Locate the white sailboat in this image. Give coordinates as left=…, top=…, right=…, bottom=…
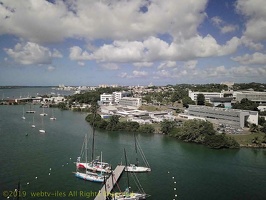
left=110, top=149, right=149, bottom=200
left=39, top=117, right=45, bottom=133
left=31, top=116, right=36, bottom=128
left=50, top=109, right=56, bottom=120
left=125, top=134, right=151, bottom=173
left=76, top=111, right=111, bottom=174
left=21, top=107, right=26, bottom=120
left=40, top=106, right=47, bottom=116
left=26, top=103, right=35, bottom=113
left=75, top=135, right=105, bottom=183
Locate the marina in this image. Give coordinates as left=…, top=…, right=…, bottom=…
left=0, top=101, right=266, bottom=199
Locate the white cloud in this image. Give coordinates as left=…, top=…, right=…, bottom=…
left=4, top=42, right=52, bottom=65
left=133, top=62, right=153, bottom=67
left=47, top=65, right=55, bottom=72
left=119, top=70, right=148, bottom=78
left=0, top=0, right=208, bottom=43
left=231, top=52, right=266, bottom=65
left=52, top=49, right=63, bottom=58
left=70, top=35, right=240, bottom=63
left=158, top=61, right=176, bottom=69
left=184, top=60, right=198, bottom=69
left=240, top=36, right=264, bottom=51
left=78, top=61, right=85, bottom=66
left=236, top=0, right=266, bottom=41
left=101, top=63, right=120, bottom=70
left=211, top=16, right=238, bottom=34
left=69, top=46, right=90, bottom=61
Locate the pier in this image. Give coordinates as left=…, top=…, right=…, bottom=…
left=94, top=165, right=125, bottom=200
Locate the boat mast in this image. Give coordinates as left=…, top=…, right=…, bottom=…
left=134, top=133, right=139, bottom=166
left=91, top=106, right=97, bottom=161
left=85, top=134, right=88, bottom=174
left=124, top=148, right=130, bottom=189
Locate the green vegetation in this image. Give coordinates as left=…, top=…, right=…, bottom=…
left=85, top=114, right=155, bottom=134
left=231, top=132, right=266, bottom=146
left=232, top=98, right=258, bottom=111
left=163, top=119, right=240, bottom=149
left=197, top=93, right=205, bottom=105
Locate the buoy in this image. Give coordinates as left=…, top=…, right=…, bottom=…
left=35, top=177, right=38, bottom=179
left=27, top=182, right=29, bottom=185
left=174, top=188, right=176, bottom=190
left=168, top=171, right=170, bottom=173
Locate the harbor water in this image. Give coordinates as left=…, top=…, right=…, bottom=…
left=0, top=90, right=266, bottom=199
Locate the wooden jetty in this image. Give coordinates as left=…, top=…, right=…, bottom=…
left=94, top=165, right=125, bottom=200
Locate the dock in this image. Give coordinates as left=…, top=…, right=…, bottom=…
left=94, top=165, right=125, bottom=200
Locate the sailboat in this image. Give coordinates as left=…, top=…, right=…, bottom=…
left=31, top=116, right=36, bottom=128
left=125, top=134, right=151, bottom=173
left=21, top=107, right=26, bottom=120
left=76, top=110, right=111, bottom=174
left=50, top=109, right=56, bottom=120
left=26, top=103, right=35, bottom=113
left=40, top=106, right=47, bottom=116
left=39, top=116, right=45, bottom=133
left=75, top=134, right=105, bottom=183
left=111, top=149, right=149, bottom=200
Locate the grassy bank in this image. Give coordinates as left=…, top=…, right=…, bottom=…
left=230, top=132, right=266, bottom=147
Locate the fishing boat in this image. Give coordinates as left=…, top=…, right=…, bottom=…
left=75, top=134, right=106, bottom=183
left=109, top=149, right=149, bottom=200
left=76, top=110, right=111, bottom=174
left=125, top=134, right=151, bottom=173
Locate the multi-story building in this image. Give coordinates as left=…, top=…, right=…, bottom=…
left=100, top=93, right=113, bottom=105
left=186, top=105, right=258, bottom=128
left=188, top=90, right=223, bottom=103
left=119, top=97, right=142, bottom=108
left=233, top=91, right=266, bottom=103
left=113, top=92, right=122, bottom=103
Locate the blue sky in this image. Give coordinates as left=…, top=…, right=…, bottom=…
left=0, top=0, right=265, bottom=86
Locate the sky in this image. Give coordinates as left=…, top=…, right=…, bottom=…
left=0, top=0, right=266, bottom=86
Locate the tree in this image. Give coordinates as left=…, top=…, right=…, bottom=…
left=182, top=96, right=195, bottom=108
left=232, top=98, right=258, bottom=111
left=260, top=123, right=266, bottom=133
left=160, top=120, right=176, bottom=134
left=138, top=124, right=155, bottom=134
left=249, top=123, right=259, bottom=132
left=197, top=93, right=205, bottom=105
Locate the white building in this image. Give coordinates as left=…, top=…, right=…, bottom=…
left=233, top=91, right=266, bottom=103
left=186, top=105, right=258, bottom=128
left=188, top=90, right=223, bottom=103
left=113, top=92, right=122, bottom=103
left=119, top=97, right=142, bottom=108
left=100, top=93, right=113, bottom=105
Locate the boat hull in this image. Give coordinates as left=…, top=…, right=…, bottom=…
left=77, top=162, right=111, bottom=173
left=75, top=172, right=104, bottom=183
left=113, top=192, right=147, bottom=200
left=124, top=166, right=151, bottom=172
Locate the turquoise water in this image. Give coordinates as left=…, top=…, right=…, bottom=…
left=0, top=104, right=266, bottom=200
